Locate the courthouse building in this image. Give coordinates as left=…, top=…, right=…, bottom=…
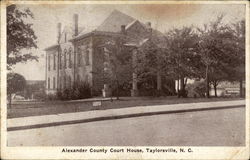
left=44, top=10, right=168, bottom=96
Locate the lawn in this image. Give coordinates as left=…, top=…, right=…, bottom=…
left=7, top=96, right=243, bottom=119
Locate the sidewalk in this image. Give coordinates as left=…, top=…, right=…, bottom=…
left=7, top=100, right=245, bottom=131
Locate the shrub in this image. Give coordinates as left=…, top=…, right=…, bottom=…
left=33, top=90, right=46, bottom=100
left=47, top=93, right=57, bottom=101
left=177, top=89, right=188, bottom=98
left=62, top=88, right=71, bottom=100
left=186, top=81, right=206, bottom=98
left=56, top=89, right=63, bottom=100
left=78, top=82, right=92, bottom=99
left=56, top=81, right=92, bottom=100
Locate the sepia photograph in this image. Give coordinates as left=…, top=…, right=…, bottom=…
left=1, top=0, right=249, bottom=159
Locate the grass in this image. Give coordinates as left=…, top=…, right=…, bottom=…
left=7, top=96, right=243, bottom=119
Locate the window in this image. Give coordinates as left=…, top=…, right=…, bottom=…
left=48, top=77, right=50, bottom=89
left=77, top=74, right=80, bottom=83
left=65, top=33, right=67, bottom=42
left=104, top=48, right=110, bottom=62
left=85, top=75, right=89, bottom=83
left=69, top=48, right=72, bottom=68
left=61, top=76, right=63, bottom=89
left=78, top=47, right=81, bottom=66
left=53, top=77, right=55, bottom=89
left=64, top=49, right=67, bottom=68
left=64, top=76, right=66, bottom=89
left=59, top=53, right=62, bottom=69
left=53, top=54, right=56, bottom=70
left=59, top=77, right=61, bottom=89
left=85, top=50, right=90, bottom=65
left=48, top=55, right=50, bottom=71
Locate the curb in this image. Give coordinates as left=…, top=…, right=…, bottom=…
left=7, top=105, right=244, bottom=131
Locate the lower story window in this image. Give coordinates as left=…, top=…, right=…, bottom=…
left=53, top=77, right=56, bottom=89
left=48, top=77, right=50, bottom=89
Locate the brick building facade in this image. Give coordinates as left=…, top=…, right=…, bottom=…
left=45, top=10, right=169, bottom=96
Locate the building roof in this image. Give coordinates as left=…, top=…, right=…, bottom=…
left=216, top=81, right=243, bottom=89
left=44, top=44, right=59, bottom=51
left=46, top=10, right=167, bottom=49
left=26, top=80, right=45, bottom=85
left=96, top=10, right=136, bottom=32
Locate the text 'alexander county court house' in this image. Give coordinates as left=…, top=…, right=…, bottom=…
left=44, top=10, right=173, bottom=97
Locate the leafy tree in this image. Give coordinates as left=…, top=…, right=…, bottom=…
left=197, top=15, right=237, bottom=97
left=230, top=20, right=245, bottom=97
left=165, top=27, right=200, bottom=97
left=7, top=73, right=26, bottom=107
left=7, top=4, right=38, bottom=69
left=102, top=36, right=132, bottom=100
left=136, top=39, right=163, bottom=96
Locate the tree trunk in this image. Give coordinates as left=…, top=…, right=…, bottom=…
left=116, top=80, right=119, bottom=100
left=156, top=70, right=161, bottom=97
left=214, top=83, right=217, bottom=97
left=183, top=78, right=188, bottom=89
left=178, top=77, right=186, bottom=98
left=177, top=79, right=179, bottom=97
left=9, top=93, right=12, bottom=108
left=239, top=79, right=243, bottom=98
left=205, top=65, right=210, bottom=98
left=180, top=77, right=185, bottom=91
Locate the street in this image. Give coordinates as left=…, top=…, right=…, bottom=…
left=8, top=107, right=245, bottom=146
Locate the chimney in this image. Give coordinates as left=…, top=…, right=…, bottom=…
left=57, top=23, right=61, bottom=44
left=146, top=22, right=152, bottom=37
left=121, top=25, right=126, bottom=35
left=73, top=14, right=78, bottom=36
left=146, top=22, right=151, bottom=28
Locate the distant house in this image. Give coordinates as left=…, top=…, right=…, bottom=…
left=209, top=81, right=245, bottom=97
left=24, top=80, right=45, bottom=100
left=44, top=10, right=170, bottom=97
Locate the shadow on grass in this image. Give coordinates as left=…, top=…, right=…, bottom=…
left=7, top=96, right=243, bottom=119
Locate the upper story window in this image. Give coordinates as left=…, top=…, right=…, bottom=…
left=48, top=55, right=50, bottom=71
left=59, top=52, right=62, bottom=70
left=64, top=49, right=67, bottom=69
left=53, top=54, right=56, bottom=70
left=85, top=50, right=90, bottom=66
left=78, top=47, right=82, bottom=67
left=69, top=47, right=72, bottom=68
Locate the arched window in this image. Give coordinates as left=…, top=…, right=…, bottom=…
left=69, top=47, right=72, bottom=68
left=64, top=49, right=67, bottom=68
left=53, top=54, right=56, bottom=70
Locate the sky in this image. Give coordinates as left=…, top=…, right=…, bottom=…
left=12, top=3, right=245, bottom=80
